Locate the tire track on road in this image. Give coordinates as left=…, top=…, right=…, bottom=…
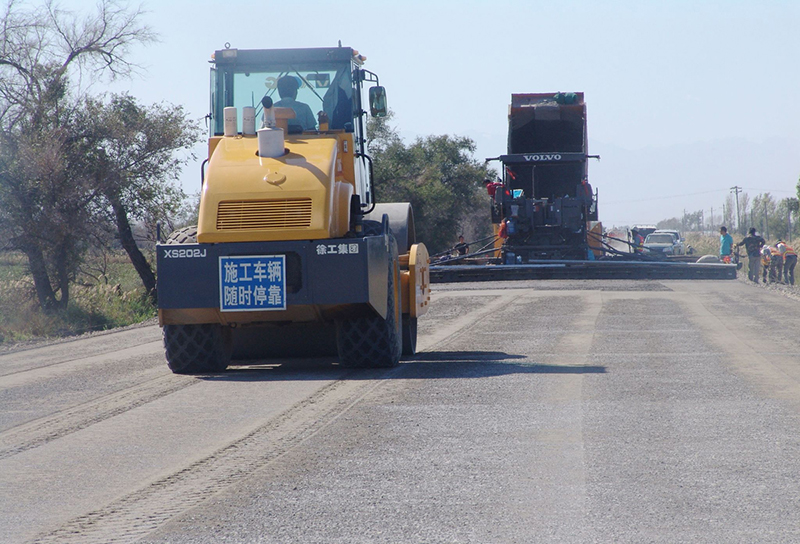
left=0, top=374, right=197, bottom=460
left=417, top=292, right=519, bottom=352
left=29, top=369, right=392, bottom=544
left=29, top=292, right=515, bottom=544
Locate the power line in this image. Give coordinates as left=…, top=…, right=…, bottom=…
left=604, top=189, right=726, bottom=205
left=605, top=187, right=798, bottom=206
left=741, top=188, right=797, bottom=195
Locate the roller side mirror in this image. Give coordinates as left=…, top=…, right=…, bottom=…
left=369, top=86, right=387, bottom=117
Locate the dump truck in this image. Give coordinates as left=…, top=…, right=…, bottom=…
left=156, top=46, right=430, bottom=373
left=486, top=92, right=600, bottom=262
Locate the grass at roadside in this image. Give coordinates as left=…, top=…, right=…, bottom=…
left=2, top=233, right=796, bottom=347
left=686, top=232, right=799, bottom=258
left=0, top=250, right=157, bottom=346
left=684, top=233, right=719, bottom=256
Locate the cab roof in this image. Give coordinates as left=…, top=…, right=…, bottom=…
left=212, top=47, right=360, bottom=68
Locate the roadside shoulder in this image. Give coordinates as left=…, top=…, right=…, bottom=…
left=0, top=317, right=160, bottom=355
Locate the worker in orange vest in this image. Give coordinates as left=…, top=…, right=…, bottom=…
left=777, top=241, right=797, bottom=285
left=761, top=246, right=772, bottom=283
left=769, top=244, right=784, bottom=283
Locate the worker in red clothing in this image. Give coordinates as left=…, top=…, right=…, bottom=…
left=485, top=178, right=503, bottom=197
left=630, top=228, right=644, bottom=254
left=576, top=177, right=594, bottom=222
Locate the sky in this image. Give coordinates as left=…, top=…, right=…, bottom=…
left=68, top=0, right=799, bottom=229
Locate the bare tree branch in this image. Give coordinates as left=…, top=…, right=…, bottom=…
left=0, top=0, right=158, bottom=310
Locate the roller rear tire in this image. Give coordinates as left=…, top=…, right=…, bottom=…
left=163, top=324, right=231, bottom=374
left=162, top=226, right=231, bottom=374
left=336, top=236, right=402, bottom=368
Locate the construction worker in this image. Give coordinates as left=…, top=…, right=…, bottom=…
left=778, top=241, right=797, bottom=285
left=485, top=178, right=503, bottom=197
left=576, top=177, right=594, bottom=221
left=769, top=244, right=784, bottom=283
left=454, top=235, right=469, bottom=256
left=719, top=226, right=734, bottom=264
left=736, top=228, right=766, bottom=283
left=630, top=228, right=644, bottom=254
left=498, top=219, right=509, bottom=239
left=761, top=246, right=772, bottom=283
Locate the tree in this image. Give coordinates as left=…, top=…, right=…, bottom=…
left=736, top=192, right=750, bottom=235
left=688, top=210, right=704, bottom=232
left=722, top=195, right=736, bottom=231
left=0, top=0, right=155, bottom=310
left=80, top=94, right=201, bottom=299
left=656, top=217, right=682, bottom=231
left=796, top=173, right=800, bottom=202
left=0, top=121, right=95, bottom=309
left=367, top=114, right=493, bottom=253
left=786, top=197, right=800, bottom=242
left=751, top=193, right=780, bottom=240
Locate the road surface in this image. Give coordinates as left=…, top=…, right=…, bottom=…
left=1, top=279, right=799, bottom=543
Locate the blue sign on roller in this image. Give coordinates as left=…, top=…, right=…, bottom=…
left=219, top=255, right=286, bottom=311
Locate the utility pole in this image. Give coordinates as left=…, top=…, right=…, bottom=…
left=730, top=186, right=742, bottom=234
left=764, top=200, right=769, bottom=240
left=710, top=206, right=714, bottom=233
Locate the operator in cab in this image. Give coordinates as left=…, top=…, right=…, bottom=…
left=275, top=76, right=317, bottom=132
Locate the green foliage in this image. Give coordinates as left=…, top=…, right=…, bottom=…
left=656, top=217, right=682, bottom=230
left=78, top=93, right=202, bottom=298
left=0, top=251, right=156, bottom=345
left=82, top=93, right=200, bottom=230
left=368, top=114, right=493, bottom=253
left=657, top=192, right=800, bottom=242
left=658, top=210, right=704, bottom=232
left=0, top=0, right=155, bottom=310
left=750, top=193, right=787, bottom=239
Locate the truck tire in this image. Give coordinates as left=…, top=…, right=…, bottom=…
left=162, top=225, right=232, bottom=374
left=336, top=236, right=402, bottom=368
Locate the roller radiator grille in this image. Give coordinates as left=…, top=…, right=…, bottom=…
left=216, top=199, right=313, bottom=230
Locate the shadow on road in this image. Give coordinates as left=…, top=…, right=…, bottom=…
left=398, top=351, right=606, bottom=379
left=198, top=350, right=605, bottom=382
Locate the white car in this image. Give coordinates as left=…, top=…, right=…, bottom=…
left=644, top=231, right=686, bottom=256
